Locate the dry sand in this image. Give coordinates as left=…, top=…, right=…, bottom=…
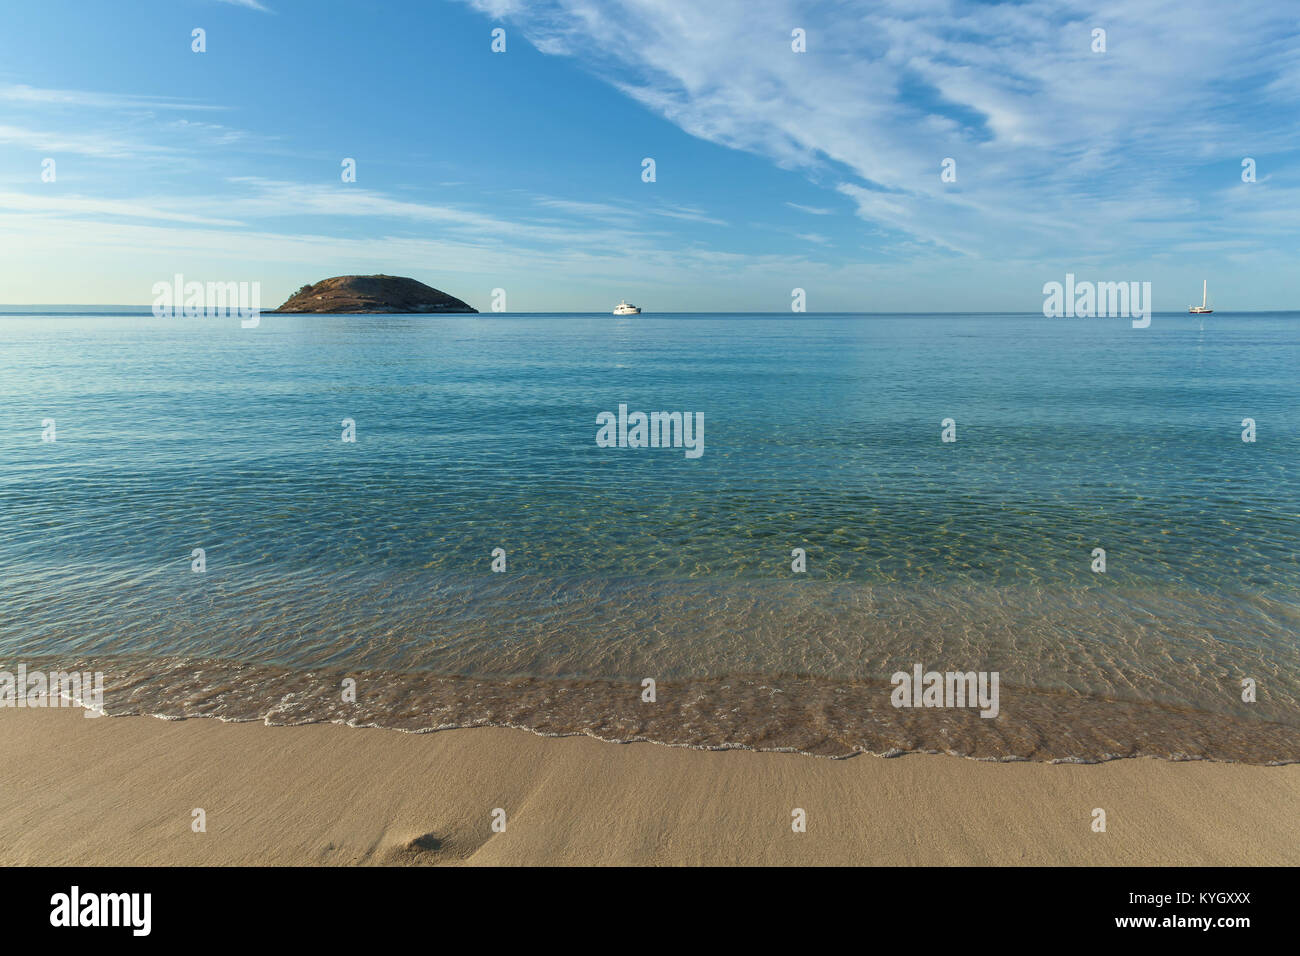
left=2, top=707, right=1296, bottom=866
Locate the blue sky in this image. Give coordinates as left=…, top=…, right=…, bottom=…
left=1, top=0, right=1298, bottom=311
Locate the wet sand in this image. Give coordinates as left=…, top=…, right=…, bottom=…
left=2, top=707, right=1296, bottom=866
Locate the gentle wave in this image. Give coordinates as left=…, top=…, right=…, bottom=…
left=10, top=654, right=1297, bottom=764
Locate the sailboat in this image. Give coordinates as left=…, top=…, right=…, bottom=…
left=1188, top=279, right=1213, bottom=314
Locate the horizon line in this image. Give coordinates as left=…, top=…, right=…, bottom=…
left=1, top=306, right=1297, bottom=316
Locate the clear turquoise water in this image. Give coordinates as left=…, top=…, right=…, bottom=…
left=2, top=312, right=1297, bottom=760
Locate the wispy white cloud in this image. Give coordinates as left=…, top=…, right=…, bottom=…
left=533, top=195, right=726, bottom=226
left=221, top=177, right=661, bottom=247
left=0, top=191, right=243, bottom=226
left=647, top=203, right=727, bottom=226
left=464, top=0, right=1300, bottom=261
left=0, top=123, right=176, bottom=159
left=214, top=0, right=273, bottom=12
left=0, top=84, right=245, bottom=161
left=785, top=202, right=832, bottom=215
left=0, top=84, right=228, bottom=112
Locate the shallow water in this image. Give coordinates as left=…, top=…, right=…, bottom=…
left=2, top=311, right=1296, bottom=761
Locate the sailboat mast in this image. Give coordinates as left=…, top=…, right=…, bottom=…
left=1202, top=279, right=1207, bottom=308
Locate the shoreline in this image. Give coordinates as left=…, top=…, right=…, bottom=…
left=3, top=707, right=1297, bottom=866
left=16, top=652, right=1299, bottom=765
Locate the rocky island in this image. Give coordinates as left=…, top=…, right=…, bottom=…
left=270, top=275, right=478, bottom=313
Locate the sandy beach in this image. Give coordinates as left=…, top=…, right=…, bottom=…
left=2, top=707, right=1296, bottom=866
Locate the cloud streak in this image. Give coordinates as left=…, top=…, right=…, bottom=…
left=213, top=0, right=273, bottom=12
left=0, top=84, right=229, bottom=112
